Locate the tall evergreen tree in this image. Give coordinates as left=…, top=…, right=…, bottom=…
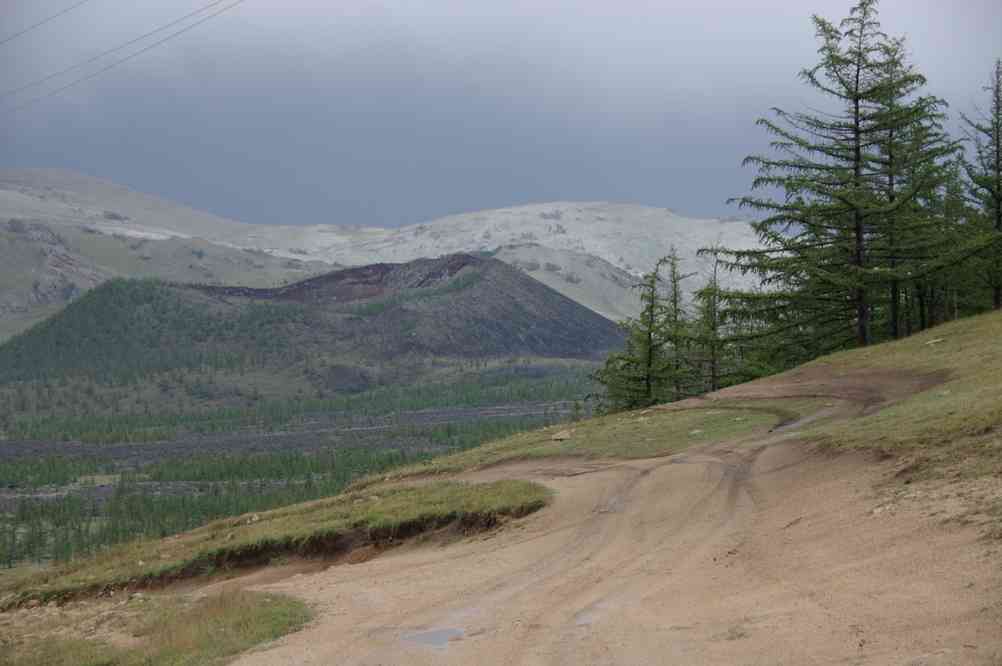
left=593, top=250, right=694, bottom=411
left=869, top=37, right=959, bottom=338
left=962, top=59, right=1002, bottom=309
left=693, top=251, right=725, bottom=392
left=720, top=0, right=960, bottom=352
left=593, top=259, right=669, bottom=410
left=662, top=250, right=697, bottom=401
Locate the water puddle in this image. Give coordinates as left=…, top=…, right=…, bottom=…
left=574, top=600, right=611, bottom=627
left=403, top=627, right=465, bottom=648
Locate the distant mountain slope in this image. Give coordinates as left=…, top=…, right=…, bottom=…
left=0, top=168, right=257, bottom=240
left=0, top=218, right=331, bottom=341
left=0, top=169, right=760, bottom=329
left=311, top=202, right=759, bottom=278
left=489, top=243, right=638, bottom=322
left=0, top=254, right=622, bottom=388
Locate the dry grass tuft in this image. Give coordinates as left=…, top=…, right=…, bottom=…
left=1, top=590, right=311, bottom=666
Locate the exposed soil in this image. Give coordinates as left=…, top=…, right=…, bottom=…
left=229, top=369, right=1002, bottom=665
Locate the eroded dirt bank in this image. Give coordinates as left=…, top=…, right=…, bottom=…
left=230, top=426, right=1001, bottom=663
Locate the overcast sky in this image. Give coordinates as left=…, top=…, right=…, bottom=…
left=2, top=1, right=1000, bottom=227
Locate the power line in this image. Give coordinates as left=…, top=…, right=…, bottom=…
left=2, top=0, right=231, bottom=100
left=0, top=0, right=96, bottom=48
left=4, top=0, right=247, bottom=114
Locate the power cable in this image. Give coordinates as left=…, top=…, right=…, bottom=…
left=4, top=0, right=247, bottom=114
left=0, top=0, right=95, bottom=48
left=1, top=0, right=231, bottom=100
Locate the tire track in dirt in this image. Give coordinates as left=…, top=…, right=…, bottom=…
left=232, top=373, right=1002, bottom=665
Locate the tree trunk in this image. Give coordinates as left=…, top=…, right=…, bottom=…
left=904, top=288, right=914, bottom=336
left=886, top=129, right=899, bottom=339
left=855, top=242, right=869, bottom=345
left=852, top=65, right=869, bottom=346
left=917, top=285, right=928, bottom=331
left=995, top=60, right=1002, bottom=309
left=890, top=281, right=900, bottom=339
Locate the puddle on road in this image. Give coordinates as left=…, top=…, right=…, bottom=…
left=403, top=627, right=465, bottom=648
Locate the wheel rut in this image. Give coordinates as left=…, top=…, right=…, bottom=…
left=232, top=389, right=1002, bottom=665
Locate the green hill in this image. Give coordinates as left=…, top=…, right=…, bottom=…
left=0, top=254, right=622, bottom=442
left=0, top=253, right=621, bottom=383
left=6, top=304, right=1001, bottom=617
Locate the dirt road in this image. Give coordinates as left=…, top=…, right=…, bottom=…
left=233, top=396, right=1002, bottom=665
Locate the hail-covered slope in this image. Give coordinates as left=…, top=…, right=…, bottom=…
left=0, top=170, right=760, bottom=327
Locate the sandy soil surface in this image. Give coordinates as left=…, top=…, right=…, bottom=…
left=230, top=378, right=1002, bottom=665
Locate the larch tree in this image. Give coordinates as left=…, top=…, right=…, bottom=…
left=593, top=250, right=694, bottom=411
left=693, top=250, right=725, bottom=392
left=962, top=59, right=1002, bottom=309
left=662, top=250, right=697, bottom=401
left=720, top=0, right=956, bottom=352
left=593, top=258, right=670, bottom=410
left=869, top=36, right=959, bottom=338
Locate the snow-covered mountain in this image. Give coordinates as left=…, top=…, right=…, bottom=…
left=0, top=169, right=760, bottom=332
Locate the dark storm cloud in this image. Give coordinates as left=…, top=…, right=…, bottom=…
left=2, top=0, right=1000, bottom=226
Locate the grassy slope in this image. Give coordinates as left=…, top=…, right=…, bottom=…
left=0, top=480, right=549, bottom=609
left=0, top=255, right=620, bottom=443
left=349, top=313, right=1002, bottom=488
left=6, top=315, right=999, bottom=602
left=353, top=399, right=826, bottom=483
left=5, top=312, right=1002, bottom=663
left=0, top=222, right=329, bottom=344
left=1, top=590, right=311, bottom=666
left=0, top=255, right=621, bottom=387
left=804, top=311, right=1002, bottom=477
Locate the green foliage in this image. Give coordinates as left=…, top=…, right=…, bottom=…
left=595, top=250, right=761, bottom=411
left=358, top=400, right=821, bottom=483
left=717, top=0, right=992, bottom=363
left=3, top=363, right=592, bottom=443
left=0, top=449, right=417, bottom=567
left=594, top=251, right=697, bottom=411
left=0, top=416, right=557, bottom=566
left=961, top=58, right=1002, bottom=308
left=0, top=457, right=109, bottom=489
left=0, top=279, right=312, bottom=384
left=2, top=480, right=550, bottom=607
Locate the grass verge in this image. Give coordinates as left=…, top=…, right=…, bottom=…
left=357, top=400, right=825, bottom=484
left=0, top=590, right=311, bottom=666
left=804, top=311, right=1002, bottom=479
left=0, top=480, right=549, bottom=610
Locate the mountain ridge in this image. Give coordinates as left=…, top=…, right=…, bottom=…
left=0, top=169, right=760, bottom=337
left=0, top=253, right=622, bottom=389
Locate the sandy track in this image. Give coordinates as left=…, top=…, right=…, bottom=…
left=234, top=400, right=1002, bottom=665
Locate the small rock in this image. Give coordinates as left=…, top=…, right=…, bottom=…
left=551, top=429, right=574, bottom=441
